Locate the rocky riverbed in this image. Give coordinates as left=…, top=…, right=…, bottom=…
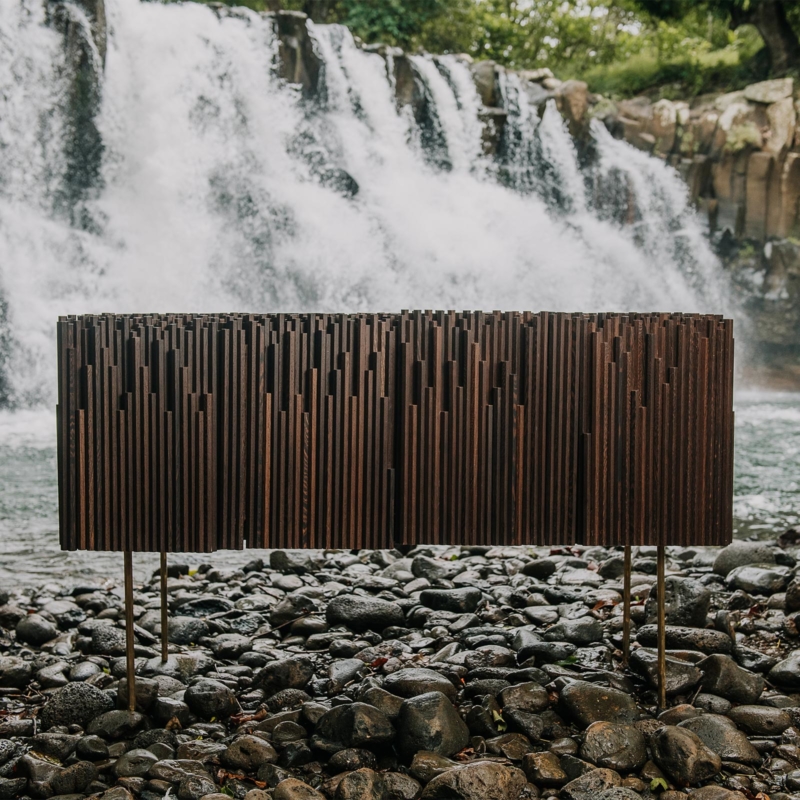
left=2, top=540, right=800, bottom=800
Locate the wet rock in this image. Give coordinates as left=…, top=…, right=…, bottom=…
left=650, top=726, right=722, bottom=784
left=328, top=749, right=378, bottom=773
left=184, top=678, right=239, bottom=719
left=523, top=751, right=567, bottom=786
left=274, top=777, right=327, bottom=800
left=270, top=550, right=325, bottom=574
left=178, top=773, right=218, bottom=799
left=149, top=759, right=213, bottom=783
left=314, top=702, right=395, bottom=751
left=41, top=681, right=115, bottom=729
left=326, top=595, right=405, bottom=633
left=421, top=761, right=527, bottom=800
left=76, top=735, right=109, bottom=761
left=0, top=656, right=32, bottom=688
left=114, top=749, right=159, bottom=778
left=561, top=768, right=621, bottom=800
left=87, top=709, right=146, bottom=739
left=169, top=616, right=210, bottom=645
left=254, top=656, right=314, bottom=696
left=143, top=651, right=214, bottom=681
left=420, top=587, right=482, bottom=613
left=560, top=681, right=639, bottom=727
left=636, top=624, right=732, bottom=655
left=383, top=667, right=457, bottom=701
left=49, top=760, right=98, bottom=794
left=645, top=577, right=710, bottom=627
left=500, top=681, right=549, bottom=713
left=269, top=594, right=319, bottom=627
left=335, top=768, right=385, bottom=800
left=678, top=715, right=762, bottom=766
left=0, top=778, right=26, bottom=799
left=396, top=691, right=470, bottom=760
left=727, top=705, right=792, bottom=736
left=698, top=654, right=765, bottom=704
left=580, top=722, right=647, bottom=771
left=630, top=648, right=703, bottom=695
left=714, top=542, right=777, bottom=575
left=224, top=735, right=278, bottom=770
left=383, top=772, right=422, bottom=800
left=694, top=694, right=732, bottom=714
left=118, top=675, right=159, bottom=711
left=411, top=555, right=463, bottom=582
left=726, top=565, right=790, bottom=595
left=16, top=613, right=59, bottom=645
left=544, top=617, right=604, bottom=645
left=768, top=651, right=800, bottom=689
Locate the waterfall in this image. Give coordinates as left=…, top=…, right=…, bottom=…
left=0, top=0, right=732, bottom=408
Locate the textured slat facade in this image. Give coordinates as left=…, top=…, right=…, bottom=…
left=56, top=311, right=734, bottom=552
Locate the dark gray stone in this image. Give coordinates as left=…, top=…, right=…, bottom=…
left=114, top=749, right=159, bottom=778
left=579, top=721, right=647, bottom=771
left=326, top=594, right=405, bottom=633
left=87, top=709, right=147, bottom=739
left=544, top=617, right=604, bottom=646
left=499, top=681, right=549, bottom=713
left=636, top=624, right=732, bottom=655
left=726, top=565, right=790, bottom=595
left=0, top=656, right=31, bottom=688
left=16, top=613, right=58, bottom=645
left=678, top=714, right=762, bottom=766
left=645, top=577, right=710, bottom=627
left=223, top=735, right=278, bottom=770
left=650, top=725, right=722, bottom=784
left=559, top=681, right=639, bottom=727
left=561, top=768, right=621, bottom=800
left=630, top=648, right=703, bottom=695
left=383, top=668, right=457, bottom=701
left=713, top=542, right=776, bottom=575
left=727, top=705, right=792, bottom=736
left=396, top=691, right=470, bottom=760
left=420, top=761, right=527, bottom=800
left=698, top=654, right=765, bottom=704
left=420, top=588, right=483, bottom=614
left=769, top=651, right=800, bottom=689
left=313, top=702, right=395, bottom=751
left=40, top=681, right=114, bottom=729
left=184, top=678, right=239, bottom=720
left=254, top=656, right=315, bottom=696
left=168, top=616, right=210, bottom=645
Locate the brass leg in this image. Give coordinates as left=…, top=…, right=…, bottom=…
left=657, top=544, right=667, bottom=710
left=160, top=551, right=169, bottom=663
left=123, top=550, right=136, bottom=714
left=622, top=545, right=632, bottom=666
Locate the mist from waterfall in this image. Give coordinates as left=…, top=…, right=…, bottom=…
left=0, top=0, right=733, bottom=408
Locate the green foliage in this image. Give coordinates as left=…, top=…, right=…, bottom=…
left=650, top=777, right=670, bottom=792
left=338, top=0, right=448, bottom=49
left=166, top=0, right=800, bottom=97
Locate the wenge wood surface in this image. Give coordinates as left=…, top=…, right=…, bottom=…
left=56, top=312, right=734, bottom=551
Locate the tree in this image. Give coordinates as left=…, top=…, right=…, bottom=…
left=633, top=0, right=799, bottom=73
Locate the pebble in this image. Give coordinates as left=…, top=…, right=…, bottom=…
left=650, top=725, right=722, bottom=784
left=0, top=543, right=797, bottom=800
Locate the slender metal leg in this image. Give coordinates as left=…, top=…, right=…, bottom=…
left=160, top=551, right=169, bottom=663
left=622, top=545, right=632, bottom=665
left=657, top=544, right=667, bottom=710
left=123, top=550, right=136, bottom=713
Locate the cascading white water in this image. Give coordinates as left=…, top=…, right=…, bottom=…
left=0, top=0, right=733, bottom=409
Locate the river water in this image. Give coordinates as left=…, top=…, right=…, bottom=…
left=1, top=392, right=797, bottom=588
left=1, top=0, right=791, bottom=588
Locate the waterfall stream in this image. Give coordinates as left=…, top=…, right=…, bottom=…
left=0, top=0, right=732, bottom=409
